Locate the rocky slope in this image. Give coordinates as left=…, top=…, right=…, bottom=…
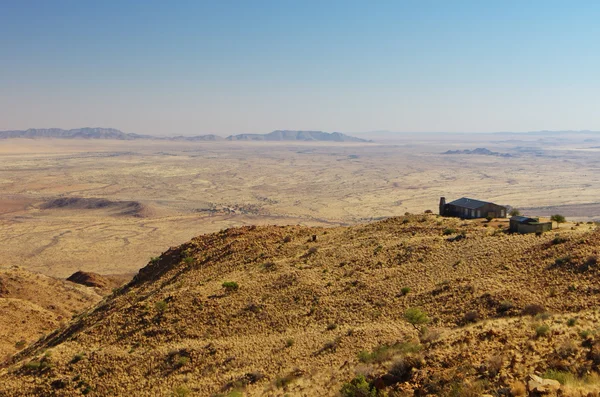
left=1, top=217, right=600, bottom=396
left=0, top=267, right=103, bottom=360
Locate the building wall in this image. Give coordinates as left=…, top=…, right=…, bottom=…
left=512, top=222, right=553, bottom=234
left=445, top=203, right=506, bottom=219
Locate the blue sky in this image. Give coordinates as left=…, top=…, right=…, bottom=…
left=1, top=1, right=599, bottom=135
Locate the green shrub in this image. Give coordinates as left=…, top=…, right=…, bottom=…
left=222, top=281, right=239, bottom=292
left=14, top=340, right=26, bottom=349
left=535, top=324, right=550, bottom=338
left=340, top=375, right=377, bottom=397
left=580, top=330, right=592, bottom=339
left=70, top=353, right=85, bottom=364
left=172, top=385, right=191, bottom=397
left=155, top=300, right=168, bottom=313
left=400, top=287, right=411, bottom=295
left=443, top=228, right=457, bottom=235
left=404, top=308, right=430, bottom=331
left=326, top=323, right=338, bottom=331
left=567, top=318, right=577, bottom=327
left=551, top=214, right=566, bottom=224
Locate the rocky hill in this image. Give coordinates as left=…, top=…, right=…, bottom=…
left=1, top=217, right=600, bottom=396
left=226, top=130, right=371, bottom=142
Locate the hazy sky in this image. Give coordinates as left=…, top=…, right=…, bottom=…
left=1, top=1, right=599, bottom=135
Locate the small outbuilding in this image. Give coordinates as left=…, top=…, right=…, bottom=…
left=509, top=216, right=553, bottom=234
left=439, top=197, right=507, bottom=219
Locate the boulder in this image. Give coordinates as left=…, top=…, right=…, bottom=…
left=527, top=374, right=561, bottom=395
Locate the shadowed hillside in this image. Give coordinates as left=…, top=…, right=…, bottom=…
left=0, top=267, right=103, bottom=361
left=1, top=216, right=600, bottom=396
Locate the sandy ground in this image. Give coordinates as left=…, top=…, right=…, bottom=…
left=1, top=134, right=599, bottom=277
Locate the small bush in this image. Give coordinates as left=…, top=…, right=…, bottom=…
left=551, top=214, right=566, bottom=224
left=554, top=255, right=573, bottom=267
left=404, top=308, right=430, bottom=331
left=462, top=311, right=479, bottom=324
left=400, top=287, right=411, bottom=295
left=326, top=323, right=338, bottom=331
left=307, top=246, right=318, bottom=255
left=222, top=281, right=239, bottom=292
left=275, top=369, right=303, bottom=388
left=497, top=300, right=514, bottom=314
left=176, top=356, right=190, bottom=368
left=15, top=340, right=26, bottom=349
left=567, top=318, right=577, bottom=327
left=552, top=235, right=567, bottom=245
left=283, top=235, right=292, bottom=243
left=70, top=353, right=85, bottom=364
left=510, top=381, right=527, bottom=397
left=522, top=304, right=546, bottom=316
left=580, top=330, right=592, bottom=339
left=155, top=300, right=168, bottom=313
left=172, top=385, right=191, bottom=397
left=443, top=228, right=457, bottom=235
left=340, top=375, right=377, bottom=397
left=150, top=257, right=160, bottom=264
left=535, top=324, right=550, bottom=338
left=388, top=355, right=423, bottom=381
left=182, top=256, right=194, bottom=265
left=285, top=338, right=294, bottom=348
left=486, top=355, right=503, bottom=377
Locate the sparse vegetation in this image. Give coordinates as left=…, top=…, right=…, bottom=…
left=222, top=281, right=239, bottom=292
left=404, top=308, right=430, bottom=332
left=340, top=375, right=377, bottom=397
left=535, top=324, right=550, bottom=338
left=172, top=385, right=191, bottom=397
left=155, top=300, right=168, bottom=313
left=551, top=214, right=567, bottom=226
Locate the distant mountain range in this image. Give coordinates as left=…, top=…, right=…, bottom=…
left=0, top=128, right=370, bottom=142
left=0, top=128, right=152, bottom=140
left=226, top=130, right=369, bottom=142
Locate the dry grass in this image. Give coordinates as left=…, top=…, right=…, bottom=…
left=0, top=217, right=599, bottom=395
left=1, top=138, right=599, bottom=278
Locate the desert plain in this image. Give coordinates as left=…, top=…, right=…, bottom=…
left=1, top=132, right=600, bottom=278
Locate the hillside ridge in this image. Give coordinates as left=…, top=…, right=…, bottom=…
left=2, top=216, right=600, bottom=395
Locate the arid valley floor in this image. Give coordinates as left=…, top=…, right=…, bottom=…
left=2, top=133, right=600, bottom=396
left=2, top=133, right=600, bottom=277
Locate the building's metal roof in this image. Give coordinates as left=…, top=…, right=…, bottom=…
left=510, top=216, right=538, bottom=223
left=447, top=197, right=494, bottom=209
